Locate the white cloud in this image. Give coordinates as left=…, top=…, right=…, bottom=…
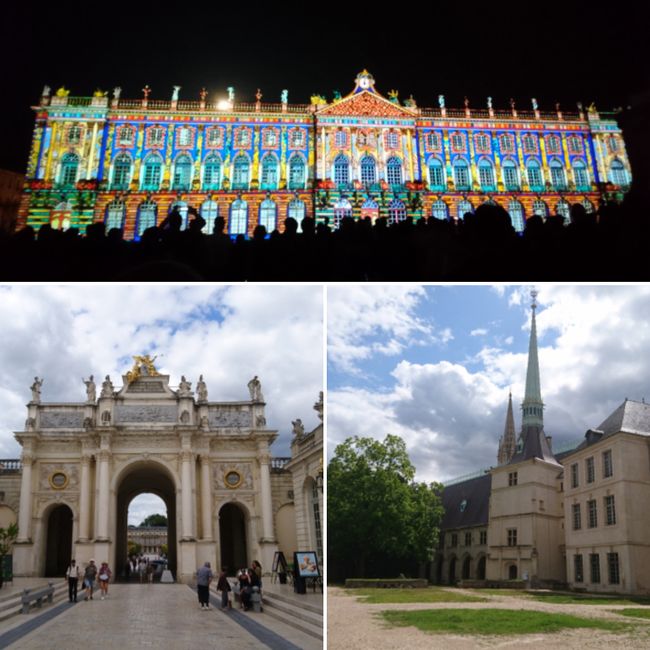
left=470, top=328, right=488, bottom=337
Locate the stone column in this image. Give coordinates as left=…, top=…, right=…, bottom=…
left=200, top=455, right=213, bottom=540
left=258, top=445, right=275, bottom=541
left=180, top=450, right=195, bottom=540
left=96, top=449, right=111, bottom=540
left=78, top=454, right=92, bottom=541
left=17, top=451, right=35, bottom=542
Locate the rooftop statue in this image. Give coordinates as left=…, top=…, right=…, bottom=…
left=126, top=354, right=160, bottom=383
left=83, top=375, right=96, bottom=402
left=247, top=375, right=264, bottom=402
left=56, top=87, right=70, bottom=98
left=30, top=377, right=43, bottom=403
left=310, top=95, right=327, bottom=106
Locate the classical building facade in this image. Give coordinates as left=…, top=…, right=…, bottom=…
left=17, top=71, right=631, bottom=238
left=1, top=357, right=322, bottom=581
left=436, top=295, right=650, bottom=594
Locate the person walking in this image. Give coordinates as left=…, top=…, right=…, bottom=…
left=66, top=559, right=81, bottom=602
left=146, top=560, right=155, bottom=584
left=196, top=561, right=213, bottom=610
left=216, top=570, right=232, bottom=610
left=83, top=559, right=97, bottom=601
left=98, top=562, right=112, bottom=600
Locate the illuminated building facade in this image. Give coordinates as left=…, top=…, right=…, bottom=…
left=17, top=71, right=632, bottom=238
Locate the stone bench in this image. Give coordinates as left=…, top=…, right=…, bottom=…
left=21, top=582, right=55, bottom=614
left=345, top=578, right=428, bottom=589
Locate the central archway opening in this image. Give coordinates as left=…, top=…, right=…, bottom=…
left=219, top=503, right=247, bottom=575
left=115, top=462, right=177, bottom=580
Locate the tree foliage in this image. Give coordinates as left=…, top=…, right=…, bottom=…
left=0, top=523, right=18, bottom=559
left=328, top=435, right=444, bottom=579
left=140, top=514, right=168, bottom=527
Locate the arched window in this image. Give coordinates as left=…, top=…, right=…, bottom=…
left=556, top=199, right=570, bottom=224
left=173, top=154, right=192, bottom=191
left=572, top=160, right=590, bottom=189
left=111, top=153, right=132, bottom=190
left=453, top=159, right=470, bottom=190
left=259, top=199, right=277, bottom=232
left=261, top=154, right=279, bottom=190
left=550, top=159, right=567, bottom=190
left=288, top=155, right=306, bottom=190
left=428, top=158, right=445, bottom=190
left=203, top=155, right=222, bottom=190
left=478, top=158, right=495, bottom=191
left=333, top=199, right=352, bottom=229
left=502, top=159, right=520, bottom=190
left=609, top=159, right=629, bottom=186
left=526, top=159, right=544, bottom=190
left=388, top=199, right=406, bottom=224
left=59, top=153, right=79, bottom=187
left=533, top=200, right=548, bottom=217
left=142, top=153, right=163, bottom=190
left=105, top=201, right=125, bottom=230
left=169, top=201, right=189, bottom=229
left=136, top=201, right=157, bottom=236
left=230, top=199, right=248, bottom=235
left=333, top=154, right=350, bottom=186
left=386, top=157, right=403, bottom=186
left=431, top=199, right=449, bottom=220
left=361, top=199, right=379, bottom=220
left=232, top=154, right=250, bottom=190
left=288, top=199, right=306, bottom=231
left=508, top=200, right=525, bottom=233
left=200, top=200, right=218, bottom=234
left=457, top=199, right=473, bottom=220
left=360, top=156, right=377, bottom=185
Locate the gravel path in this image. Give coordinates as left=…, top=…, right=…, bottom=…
left=327, top=586, right=650, bottom=649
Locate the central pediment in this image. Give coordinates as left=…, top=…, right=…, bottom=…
left=317, top=90, right=418, bottom=119
left=116, top=374, right=177, bottom=399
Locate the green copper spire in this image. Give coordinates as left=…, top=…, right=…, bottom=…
left=521, top=289, right=544, bottom=427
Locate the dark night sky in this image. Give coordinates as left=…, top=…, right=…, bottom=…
left=1, top=2, right=647, bottom=173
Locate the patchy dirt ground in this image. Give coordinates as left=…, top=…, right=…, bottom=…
left=327, top=586, right=650, bottom=649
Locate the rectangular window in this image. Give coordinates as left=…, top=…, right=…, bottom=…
left=603, top=450, right=613, bottom=478
left=480, top=531, right=487, bottom=545
left=571, top=463, right=579, bottom=488
left=507, top=529, right=517, bottom=547
left=605, top=495, right=616, bottom=525
left=590, top=553, right=600, bottom=583
left=572, top=503, right=581, bottom=530
left=607, top=552, right=620, bottom=584
left=586, top=457, right=595, bottom=483
left=508, top=472, right=518, bottom=486
left=574, top=554, right=583, bottom=583
left=450, top=533, right=458, bottom=548
left=588, top=499, right=598, bottom=528
left=465, top=532, right=472, bottom=546
left=150, top=128, right=164, bottom=145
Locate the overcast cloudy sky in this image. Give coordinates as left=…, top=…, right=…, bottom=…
left=328, top=285, right=650, bottom=483
left=0, top=285, right=323, bottom=524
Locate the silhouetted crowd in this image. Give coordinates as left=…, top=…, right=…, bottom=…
left=0, top=195, right=648, bottom=281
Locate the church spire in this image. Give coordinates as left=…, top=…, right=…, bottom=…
left=521, top=289, right=544, bottom=428
left=498, top=390, right=517, bottom=464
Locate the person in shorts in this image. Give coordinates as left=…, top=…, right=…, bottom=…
left=98, top=562, right=112, bottom=600
left=83, top=559, right=97, bottom=600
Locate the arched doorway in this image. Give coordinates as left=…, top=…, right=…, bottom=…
left=219, top=503, right=247, bottom=575
left=448, top=557, right=457, bottom=584
left=115, top=462, right=177, bottom=579
left=477, top=555, right=486, bottom=580
left=462, top=556, right=471, bottom=580
left=435, top=556, right=444, bottom=584
left=44, top=504, right=73, bottom=576
left=508, top=564, right=518, bottom=580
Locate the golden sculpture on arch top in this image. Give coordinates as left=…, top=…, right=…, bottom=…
left=126, top=354, right=161, bottom=383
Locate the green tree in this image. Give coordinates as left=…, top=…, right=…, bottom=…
left=0, top=523, right=18, bottom=588
left=328, top=435, right=443, bottom=579
left=127, top=541, right=142, bottom=556
left=140, top=514, right=168, bottom=527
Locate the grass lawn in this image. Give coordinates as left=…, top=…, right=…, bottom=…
left=615, top=609, right=650, bottom=619
left=350, top=587, right=488, bottom=604
left=529, top=592, right=650, bottom=606
left=381, top=608, right=632, bottom=635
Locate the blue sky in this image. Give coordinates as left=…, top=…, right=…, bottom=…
left=0, top=285, right=323, bottom=524
left=328, top=285, right=650, bottom=483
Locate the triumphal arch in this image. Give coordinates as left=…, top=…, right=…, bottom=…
left=13, top=356, right=283, bottom=581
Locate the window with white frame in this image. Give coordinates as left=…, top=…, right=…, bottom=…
left=478, top=160, right=495, bottom=189
left=522, top=133, right=538, bottom=154
left=203, top=155, right=221, bottom=190
left=550, top=159, right=567, bottom=190
left=533, top=200, right=548, bottom=217
left=451, top=132, right=465, bottom=151
left=508, top=200, right=525, bottom=233
left=386, top=157, right=403, bottom=185
left=229, top=199, right=248, bottom=234
left=59, top=153, right=79, bottom=187
left=428, top=158, right=444, bottom=188
left=334, top=154, right=350, bottom=186
left=335, top=130, right=347, bottom=148
left=261, top=154, right=279, bottom=190
left=169, top=201, right=189, bottom=229
left=118, top=125, right=135, bottom=145
left=142, top=154, right=163, bottom=190
left=333, top=199, right=352, bottom=229
left=105, top=201, right=125, bottom=230
left=259, top=199, right=277, bottom=232
left=172, top=154, right=192, bottom=190
left=453, top=159, right=470, bottom=190
left=360, top=156, right=377, bottom=185
left=499, top=133, right=515, bottom=154
left=288, top=199, right=306, bottom=230
left=200, top=200, right=218, bottom=234
left=431, top=200, right=448, bottom=220
left=573, top=160, right=590, bottom=188
left=426, top=132, right=441, bottom=150
left=177, top=127, right=192, bottom=147
left=385, top=131, right=399, bottom=149
left=289, top=155, right=306, bottom=190
left=527, top=160, right=544, bottom=189
left=503, top=159, right=520, bottom=190
left=148, top=126, right=165, bottom=146
left=546, top=135, right=561, bottom=154
left=388, top=199, right=407, bottom=224
left=457, top=199, right=473, bottom=219
left=137, top=201, right=157, bottom=235
left=475, top=133, right=491, bottom=153
left=111, top=153, right=132, bottom=190
left=556, top=199, right=570, bottom=224
left=232, top=155, right=250, bottom=190
left=609, top=160, right=628, bottom=186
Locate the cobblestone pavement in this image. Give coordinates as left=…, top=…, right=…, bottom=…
left=5, top=584, right=285, bottom=649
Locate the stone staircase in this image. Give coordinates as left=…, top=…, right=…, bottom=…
left=0, top=580, right=68, bottom=622
left=261, top=586, right=323, bottom=641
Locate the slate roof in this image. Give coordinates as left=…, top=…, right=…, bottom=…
left=508, top=424, right=559, bottom=465
left=596, top=399, right=650, bottom=437
left=441, top=473, right=491, bottom=530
